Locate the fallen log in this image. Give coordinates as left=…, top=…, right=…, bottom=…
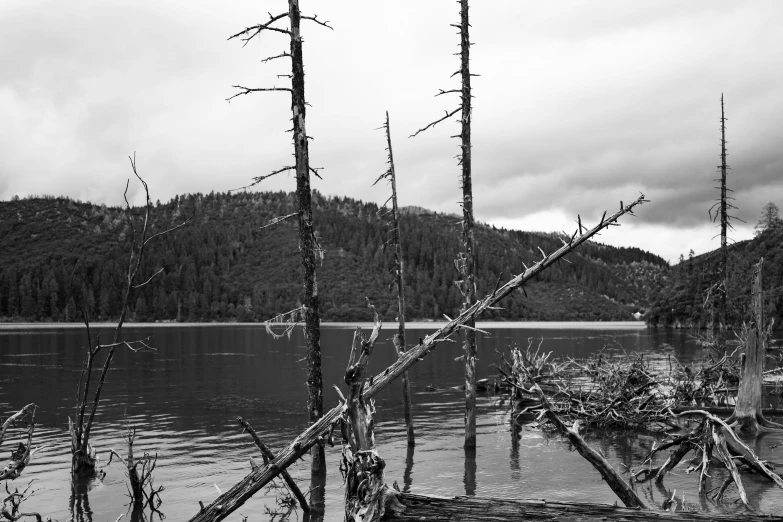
left=385, top=493, right=783, bottom=521
left=187, top=194, right=648, bottom=522
left=535, top=384, right=646, bottom=510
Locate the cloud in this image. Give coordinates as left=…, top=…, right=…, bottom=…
left=1, top=0, right=781, bottom=262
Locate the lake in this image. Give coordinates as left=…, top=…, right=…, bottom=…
left=2, top=322, right=783, bottom=520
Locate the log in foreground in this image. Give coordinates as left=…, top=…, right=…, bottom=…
left=188, top=194, right=648, bottom=522
left=542, top=409, right=645, bottom=509
left=385, top=493, right=783, bottom=522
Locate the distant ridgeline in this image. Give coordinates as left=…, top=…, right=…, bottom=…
left=0, top=192, right=667, bottom=323
left=646, top=226, right=783, bottom=329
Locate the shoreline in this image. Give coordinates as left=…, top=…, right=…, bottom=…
left=0, top=320, right=647, bottom=330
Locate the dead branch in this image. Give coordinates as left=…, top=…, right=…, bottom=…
left=408, top=107, right=461, bottom=138
left=188, top=194, right=648, bottom=521
left=228, top=13, right=291, bottom=45
left=537, top=392, right=646, bottom=509
left=1, top=481, right=44, bottom=522
left=106, top=423, right=164, bottom=515
left=227, top=85, right=292, bottom=103
left=237, top=417, right=309, bottom=512
left=0, top=405, right=34, bottom=448
left=0, top=406, right=36, bottom=481
left=70, top=155, right=188, bottom=475
left=300, top=14, right=333, bottom=30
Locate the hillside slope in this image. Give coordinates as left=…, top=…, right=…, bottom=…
left=646, top=226, right=783, bottom=328
left=0, top=191, right=668, bottom=323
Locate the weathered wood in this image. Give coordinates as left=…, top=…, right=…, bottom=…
left=679, top=410, right=783, bottom=490
left=728, top=258, right=783, bottom=432
left=385, top=492, right=783, bottom=521
left=542, top=409, right=645, bottom=509
left=0, top=406, right=36, bottom=481
left=384, top=111, right=415, bottom=447
left=716, top=94, right=729, bottom=355
left=236, top=417, right=309, bottom=512
left=342, top=309, right=403, bottom=522
left=0, top=404, right=34, bottom=447
left=288, top=0, right=325, bottom=474
left=70, top=158, right=189, bottom=475
left=457, top=0, right=478, bottom=451
left=187, top=195, right=647, bottom=522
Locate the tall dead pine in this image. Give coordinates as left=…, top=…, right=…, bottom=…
left=374, top=112, right=415, bottom=446
left=709, top=95, right=739, bottom=355
left=227, top=1, right=333, bottom=474
left=411, top=0, right=478, bottom=449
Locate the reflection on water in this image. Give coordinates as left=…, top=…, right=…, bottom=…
left=463, top=447, right=477, bottom=496
left=402, top=445, right=414, bottom=493
left=1, top=323, right=783, bottom=520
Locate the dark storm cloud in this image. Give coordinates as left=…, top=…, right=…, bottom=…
left=1, top=0, right=782, bottom=261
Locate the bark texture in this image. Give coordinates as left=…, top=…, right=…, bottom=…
left=458, top=0, right=477, bottom=450
left=716, top=94, right=729, bottom=354
left=727, top=258, right=782, bottom=432
left=385, top=493, right=783, bottom=521
left=289, top=0, right=324, bottom=473
left=384, top=112, right=415, bottom=447
left=341, top=315, right=403, bottom=522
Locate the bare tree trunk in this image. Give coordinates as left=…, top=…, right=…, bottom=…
left=342, top=310, right=404, bottom=522
left=727, top=258, right=782, bottom=432
left=384, top=111, right=415, bottom=447
left=717, top=94, right=729, bottom=355
left=457, top=0, right=478, bottom=451
left=289, top=0, right=324, bottom=474
left=70, top=158, right=189, bottom=475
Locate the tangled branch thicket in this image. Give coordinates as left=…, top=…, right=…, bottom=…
left=497, top=337, right=748, bottom=433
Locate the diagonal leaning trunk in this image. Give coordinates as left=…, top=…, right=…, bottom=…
left=289, top=0, right=324, bottom=474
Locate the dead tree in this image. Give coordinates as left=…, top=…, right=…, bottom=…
left=339, top=305, right=405, bottom=521
left=107, top=423, right=164, bottom=515
left=726, top=258, right=782, bottom=432
left=70, top=155, right=190, bottom=474
left=227, top=1, right=332, bottom=473
left=0, top=405, right=34, bottom=447
left=708, top=95, right=742, bottom=355
left=0, top=405, right=37, bottom=482
left=187, top=195, right=648, bottom=522
left=1, top=481, right=45, bottom=522
left=411, top=0, right=478, bottom=449
left=374, top=111, right=414, bottom=446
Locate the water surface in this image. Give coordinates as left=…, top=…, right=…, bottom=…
left=2, top=322, right=783, bottom=520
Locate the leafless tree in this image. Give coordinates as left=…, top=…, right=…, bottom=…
left=374, top=112, right=414, bottom=446
left=708, top=95, right=742, bottom=355
left=410, top=0, right=478, bottom=449
left=69, top=155, right=191, bottom=475
left=227, top=1, right=332, bottom=474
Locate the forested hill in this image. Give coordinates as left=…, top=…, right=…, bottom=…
left=0, top=191, right=668, bottom=323
left=646, top=225, right=783, bottom=329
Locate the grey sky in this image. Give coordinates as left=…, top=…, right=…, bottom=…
left=2, top=1, right=782, bottom=263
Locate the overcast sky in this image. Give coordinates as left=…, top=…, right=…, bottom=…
left=2, top=1, right=782, bottom=263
